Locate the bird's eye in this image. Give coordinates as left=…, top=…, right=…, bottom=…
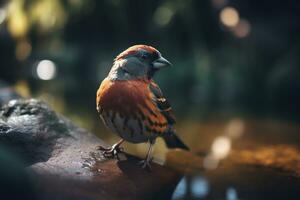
left=141, top=53, right=148, bottom=60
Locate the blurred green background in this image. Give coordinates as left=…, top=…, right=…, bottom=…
left=0, top=0, right=300, bottom=159
left=1, top=0, right=300, bottom=199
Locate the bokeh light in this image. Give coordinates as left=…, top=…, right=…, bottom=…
left=212, top=136, right=231, bottom=159
left=172, top=176, right=210, bottom=200
left=203, top=119, right=244, bottom=170
left=203, top=154, right=219, bottom=170
left=0, top=8, right=6, bottom=25
left=225, top=118, right=245, bottom=139
left=191, top=176, right=210, bottom=198
left=226, top=187, right=239, bottom=200
left=30, top=0, right=66, bottom=31
left=14, top=80, right=30, bottom=97
left=0, top=0, right=299, bottom=199
left=233, top=19, right=251, bottom=38
left=36, top=60, right=57, bottom=80
left=7, top=0, right=29, bottom=38
left=153, top=5, right=174, bottom=26
left=15, top=40, right=32, bottom=61
left=171, top=177, right=187, bottom=200
left=220, top=7, right=240, bottom=27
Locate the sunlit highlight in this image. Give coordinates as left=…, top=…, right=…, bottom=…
left=7, top=0, right=29, bottom=38
left=8, top=12, right=28, bottom=38
left=6, top=0, right=68, bottom=37
left=204, top=135, right=232, bottom=170
left=220, top=7, right=239, bottom=27
left=212, top=136, right=231, bottom=159
left=14, top=80, right=30, bottom=97
left=0, top=8, right=6, bottom=25
left=36, top=60, right=57, bottom=80
left=30, top=0, right=66, bottom=31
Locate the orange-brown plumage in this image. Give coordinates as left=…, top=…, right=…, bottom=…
left=97, top=77, right=169, bottom=136
left=96, top=45, right=188, bottom=168
left=97, top=78, right=148, bottom=117
left=115, top=45, right=158, bottom=61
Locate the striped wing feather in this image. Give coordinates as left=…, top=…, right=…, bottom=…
left=149, top=81, right=176, bottom=125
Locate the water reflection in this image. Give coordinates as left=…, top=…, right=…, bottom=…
left=203, top=118, right=244, bottom=170
left=191, top=176, right=210, bottom=199
left=172, top=177, right=187, bottom=200
left=172, top=176, right=209, bottom=200
left=172, top=176, right=241, bottom=200
left=226, top=187, right=239, bottom=200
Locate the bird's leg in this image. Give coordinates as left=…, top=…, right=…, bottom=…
left=140, top=139, right=155, bottom=170
left=98, top=139, right=125, bottom=159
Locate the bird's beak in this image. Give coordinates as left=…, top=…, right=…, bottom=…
left=152, top=56, right=172, bottom=69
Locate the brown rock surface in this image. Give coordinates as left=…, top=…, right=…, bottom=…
left=0, top=99, right=180, bottom=200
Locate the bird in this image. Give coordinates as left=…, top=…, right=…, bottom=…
left=96, top=45, right=189, bottom=169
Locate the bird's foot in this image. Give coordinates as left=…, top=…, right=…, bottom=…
left=97, top=143, right=124, bottom=160
left=139, top=157, right=153, bottom=170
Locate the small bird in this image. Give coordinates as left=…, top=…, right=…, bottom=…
left=96, top=45, right=189, bottom=168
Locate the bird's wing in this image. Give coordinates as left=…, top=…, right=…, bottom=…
left=149, top=81, right=189, bottom=150
left=149, top=81, right=176, bottom=125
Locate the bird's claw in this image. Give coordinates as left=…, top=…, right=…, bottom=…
left=139, top=157, right=153, bottom=170
left=97, top=145, right=124, bottom=160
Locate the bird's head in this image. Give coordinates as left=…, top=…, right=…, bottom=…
left=108, top=45, right=171, bottom=80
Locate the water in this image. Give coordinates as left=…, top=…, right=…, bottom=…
left=94, top=118, right=300, bottom=199
left=167, top=119, right=300, bottom=200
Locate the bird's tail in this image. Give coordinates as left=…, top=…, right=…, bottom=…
left=163, top=130, right=189, bottom=150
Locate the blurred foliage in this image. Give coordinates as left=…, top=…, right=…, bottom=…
left=1, top=2, right=300, bottom=198
left=0, top=0, right=300, bottom=132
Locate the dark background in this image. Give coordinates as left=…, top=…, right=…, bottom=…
left=1, top=1, right=300, bottom=199
left=1, top=0, right=300, bottom=126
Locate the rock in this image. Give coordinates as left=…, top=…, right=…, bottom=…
left=0, top=99, right=180, bottom=200
left=0, top=99, right=70, bottom=164
left=0, top=147, right=37, bottom=200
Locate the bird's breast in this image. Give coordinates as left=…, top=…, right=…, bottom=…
left=97, top=78, right=149, bottom=117
left=96, top=78, right=168, bottom=142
